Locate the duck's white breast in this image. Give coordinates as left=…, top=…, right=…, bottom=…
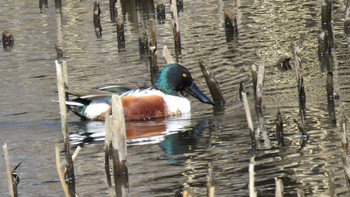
left=163, top=95, right=191, bottom=116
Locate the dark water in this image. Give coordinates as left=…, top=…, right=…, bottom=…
left=1, top=0, right=350, bottom=196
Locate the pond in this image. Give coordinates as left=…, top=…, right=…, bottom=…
left=1, top=0, right=350, bottom=196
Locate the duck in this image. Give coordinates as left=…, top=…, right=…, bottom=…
left=65, top=63, right=214, bottom=121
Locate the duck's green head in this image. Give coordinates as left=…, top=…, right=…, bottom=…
left=155, top=64, right=214, bottom=106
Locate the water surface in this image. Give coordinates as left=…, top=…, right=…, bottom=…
left=1, top=0, right=350, bottom=196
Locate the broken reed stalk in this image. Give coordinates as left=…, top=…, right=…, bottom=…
left=170, top=0, right=181, bottom=62
left=112, top=96, right=128, bottom=196
left=293, top=119, right=309, bottom=138
left=251, top=65, right=257, bottom=101
left=3, top=143, right=17, bottom=197
left=104, top=95, right=128, bottom=196
left=255, top=65, right=270, bottom=148
left=63, top=146, right=81, bottom=175
left=156, top=2, right=166, bottom=23
left=55, top=60, right=75, bottom=196
left=39, top=0, right=48, bottom=12
left=176, top=0, right=184, bottom=11
left=318, top=30, right=332, bottom=73
left=109, top=0, right=118, bottom=23
left=224, top=9, right=238, bottom=42
left=340, top=108, right=350, bottom=185
left=239, top=82, right=244, bottom=101
left=321, top=0, right=332, bottom=29
left=104, top=113, right=113, bottom=192
left=116, top=17, right=126, bottom=49
left=275, top=55, right=292, bottom=71
left=327, top=72, right=336, bottom=126
left=321, top=0, right=334, bottom=48
left=249, top=157, right=257, bottom=197
left=275, top=109, right=285, bottom=147
left=319, top=0, right=334, bottom=73
left=255, top=65, right=265, bottom=112
left=93, top=1, right=102, bottom=38
left=199, top=60, right=225, bottom=109
left=293, top=45, right=306, bottom=123
left=55, top=44, right=63, bottom=59
left=2, top=31, right=14, bottom=47
left=296, top=189, right=305, bottom=197
left=345, top=2, right=350, bottom=42
left=275, top=178, right=284, bottom=197
left=72, top=146, right=81, bottom=160
left=139, top=29, right=148, bottom=56
left=342, top=135, right=350, bottom=181
left=327, top=170, right=335, bottom=197
left=111, top=95, right=127, bottom=162
left=177, top=187, right=195, bottom=197
left=293, top=45, right=302, bottom=84
left=207, top=163, right=215, bottom=197
left=298, top=77, right=306, bottom=122
left=55, top=0, right=62, bottom=11
left=55, top=145, right=69, bottom=197
left=62, top=61, right=69, bottom=100
left=162, top=46, right=176, bottom=64
left=224, top=9, right=235, bottom=30
left=54, top=61, right=67, bottom=139
left=11, top=163, right=20, bottom=196
left=341, top=106, right=349, bottom=152
left=62, top=61, right=68, bottom=87
left=2, top=31, right=14, bottom=51
left=242, top=92, right=256, bottom=152
left=148, top=19, right=159, bottom=85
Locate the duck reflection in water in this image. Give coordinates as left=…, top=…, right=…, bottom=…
left=70, top=116, right=207, bottom=164
left=159, top=120, right=207, bottom=164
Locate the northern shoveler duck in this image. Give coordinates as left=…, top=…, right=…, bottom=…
left=65, top=63, right=214, bottom=121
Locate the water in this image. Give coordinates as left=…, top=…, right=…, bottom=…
left=1, top=0, right=350, bottom=196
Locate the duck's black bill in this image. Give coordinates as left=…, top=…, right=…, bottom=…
left=185, top=83, right=215, bottom=106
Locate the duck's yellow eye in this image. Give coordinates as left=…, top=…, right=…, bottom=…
left=182, top=73, right=187, bottom=78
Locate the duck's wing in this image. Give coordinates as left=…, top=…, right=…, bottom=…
left=64, top=88, right=113, bottom=98
left=64, top=84, right=132, bottom=99
left=95, top=84, right=138, bottom=95
left=79, top=94, right=112, bottom=100
left=121, top=87, right=159, bottom=96
left=64, top=89, right=85, bottom=97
